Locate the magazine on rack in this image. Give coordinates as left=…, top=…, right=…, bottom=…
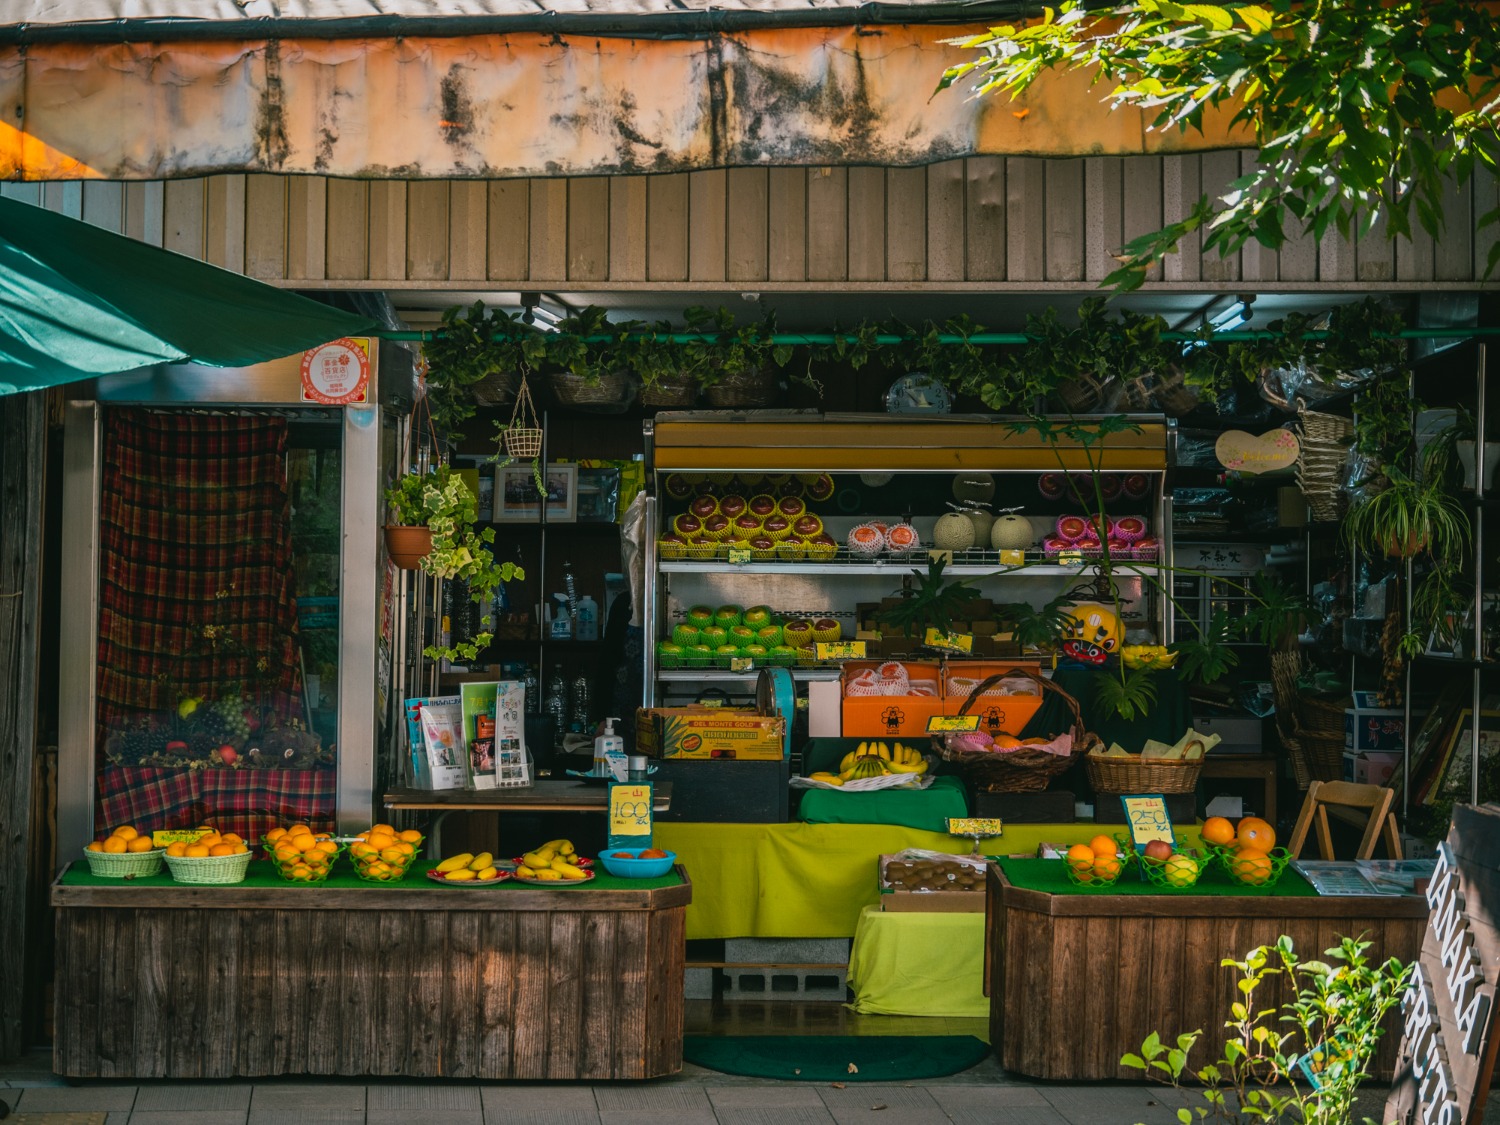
left=1355, top=859, right=1437, bottom=895
left=409, top=696, right=466, bottom=790
left=460, top=682, right=500, bottom=790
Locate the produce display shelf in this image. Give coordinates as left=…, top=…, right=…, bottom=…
left=656, top=667, right=844, bottom=682
left=659, top=558, right=1164, bottom=577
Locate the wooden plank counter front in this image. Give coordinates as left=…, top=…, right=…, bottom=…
left=52, top=865, right=691, bottom=1080
left=985, top=864, right=1427, bottom=1082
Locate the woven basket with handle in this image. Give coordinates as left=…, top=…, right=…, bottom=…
left=502, top=374, right=543, bottom=459
left=934, top=669, right=1100, bottom=793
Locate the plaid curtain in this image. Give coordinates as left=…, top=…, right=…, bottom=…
left=97, top=765, right=335, bottom=842
left=96, top=409, right=302, bottom=726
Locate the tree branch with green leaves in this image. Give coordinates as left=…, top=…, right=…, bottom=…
left=938, top=1, right=1500, bottom=291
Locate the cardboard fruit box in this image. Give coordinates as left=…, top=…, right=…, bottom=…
left=636, top=707, right=786, bottom=760
left=940, top=661, right=1045, bottom=735
left=879, top=853, right=987, bottom=913
left=840, top=661, right=944, bottom=739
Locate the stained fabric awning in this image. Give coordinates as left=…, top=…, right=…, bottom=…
left=0, top=196, right=377, bottom=395
left=0, top=1, right=1255, bottom=181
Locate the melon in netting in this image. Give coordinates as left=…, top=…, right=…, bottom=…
left=933, top=512, right=976, bottom=550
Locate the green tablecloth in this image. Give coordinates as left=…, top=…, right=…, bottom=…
left=847, top=904, right=988, bottom=1017
left=60, top=860, right=683, bottom=892
left=995, top=856, right=1318, bottom=897
left=798, top=776, right=970, bottom=832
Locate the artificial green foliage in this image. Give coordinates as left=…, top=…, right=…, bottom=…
left=939, top=1, right=1500, bottom=291
left=385, top=464, right=525, bottom=663
left=1121, top=935, right=1411, bottom=1125
left=875, top=557, right=983, bottom=639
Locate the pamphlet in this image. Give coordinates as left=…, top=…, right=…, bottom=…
left=415, top=696, right=466, bottom=790
left=460, top=682, right=500, bottom=790
left=1291, top=861, right=1381, bottom=896
left=1354, top=859, right=1437, bottom=895
left=493, top=680, right=531, bottom=788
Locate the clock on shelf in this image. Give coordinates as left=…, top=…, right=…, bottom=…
left=885, top=372, right=952, bottom=415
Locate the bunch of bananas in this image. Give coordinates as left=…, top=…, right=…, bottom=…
left=434, top=851, right=501, bottom=882
left=808, top=741, right=929, bottom=786
left=517, top=838, right=590, bottom=881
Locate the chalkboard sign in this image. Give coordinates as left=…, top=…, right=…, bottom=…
left=1386, top=803, right=1500, bottom=1125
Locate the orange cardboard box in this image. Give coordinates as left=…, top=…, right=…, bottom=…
left=840, top=661, right=944, bottom=739
left=940, top=661, right=1046, bottom=736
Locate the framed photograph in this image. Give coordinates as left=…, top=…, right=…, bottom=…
left=1432, top=709, right=1500, bottom=802
left=495, top=463, right=577, bottom=523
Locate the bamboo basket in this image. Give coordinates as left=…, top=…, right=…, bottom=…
left=934, top=669, right=1099, bottom=793
left=83, top=846, right=166, bottom=878
left=1299, top=693, right=1352, bottom=734
left=1056, top=372, right=1119, bottom=414
left=1297, top=729, right=1346, bottom=783
left=471, top=369, right=520, bottom=408
left=549, top=369, right=636, bottom=413
left=1122, top=368, right=1200, bottom=418
left=705, top=366, right=781, bottom=408
left=641, top=372, right=699, bottom=408
left=1085, top=753, right=1204, bottom=795
left=1294, top=408, right=1353, bottom=522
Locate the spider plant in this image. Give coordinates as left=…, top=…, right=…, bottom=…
left=1343, top=467, right=1469, bottom=561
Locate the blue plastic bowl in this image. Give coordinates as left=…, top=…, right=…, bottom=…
left=599, top=847, right=677, bottom=878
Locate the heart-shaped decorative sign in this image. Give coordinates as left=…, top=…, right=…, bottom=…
left=1215, top=429, right=1300, bottom=475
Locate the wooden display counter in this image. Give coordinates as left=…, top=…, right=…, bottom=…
left=986, top=862, right=1426, bottom=1082
left=52, top=864, right=691, bottom=1080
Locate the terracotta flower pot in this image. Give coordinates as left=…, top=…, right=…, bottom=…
left=384, top=525, right=433, bottom=570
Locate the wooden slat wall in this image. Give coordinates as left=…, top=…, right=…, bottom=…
left=56, top=903, right=688, bottom=1080
left=9, top=158, right=1496, bottom=289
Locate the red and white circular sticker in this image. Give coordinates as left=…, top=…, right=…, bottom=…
left=300, top=338, right=370, bottom=405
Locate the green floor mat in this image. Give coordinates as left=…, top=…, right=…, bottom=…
left=682, top=1034, right=990, bottom=1082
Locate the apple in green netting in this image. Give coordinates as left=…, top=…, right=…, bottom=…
left=1142, top=839, right=1174, bottom=867
left=1163, top=853, right=1200, bottom=887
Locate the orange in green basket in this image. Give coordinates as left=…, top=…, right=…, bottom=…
left=1201, top=816, right=1236, bottom=847
left=1232, top=847, right=1273, bottom=885
left=1087, top=835, right=1118, bottom=860
left=1236, top=817, right=1277, bottom=852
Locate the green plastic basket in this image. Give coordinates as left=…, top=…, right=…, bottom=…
left=82, top=846, right=166, bottom=878
left=1063, top=852, right=1130, bottom=890
left=1221, top=846, right=1293, bottom=889
left=349, top=835, right=423, bottom=882
left=163, top=850, right=253, bottom=885
left=1139, top=852, right=1208, bottom=890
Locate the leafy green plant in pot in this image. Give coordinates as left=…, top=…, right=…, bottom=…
left=384, top=465, right=525, bottom=663
left=1343, top=466, right=1469, bottom=561
left=421, top=302, right=538, bottom=440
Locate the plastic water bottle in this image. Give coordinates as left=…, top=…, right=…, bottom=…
left=574, top=595, right=599, bottom=642
left=544, top=665, right=569, bottom=730
left=570, top=672, right=592, bottom=733
left=523, top=664, right=541, bottom=714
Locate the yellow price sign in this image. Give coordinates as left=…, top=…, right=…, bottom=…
left=1120, top=794, right=1175, bottom=849
left=609, top=783, right=654, bottom=838
left=152, top=828, right=211, bottom=846
left=927, top=714, right=981, bottom=732
left=730, top=657, right=756, bottom=672
left=727, top=547, right=753, bottom=565
left=946, top=818, right=1003, bottom=838
left=922, top=627, right=974, bottom=653
left=814, top=641, right=866, bottom=661
left=1058, top=550, right=1083, bottom=565
left=998, top=549, right=1026, bottom=566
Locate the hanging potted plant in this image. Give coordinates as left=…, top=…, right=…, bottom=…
left=1343, top=466, right=1470, bottom=560
left=546, top=306, right=637, bottom=413
left=684, top=306, right=783, bottom=408
left=383, top=463, right=525, bottom=662
left=421, top=302, right=536, bottom=438
left=629, top=320, right=699, bottom=409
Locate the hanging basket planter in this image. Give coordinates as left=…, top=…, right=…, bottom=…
left=384, top=525, right=434, bottom=570
left=705, top=365, right=781, bottom=409
left=549, top=368, right=636, bottom=414
left=471, top=368, right=520, bottom=408
left=641, top=371, right=700, bottom=408
left=502, top=374, right=545, bottom=459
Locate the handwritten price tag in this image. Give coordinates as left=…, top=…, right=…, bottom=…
left=927, top=715, right=981, bottom=733
left=730, top=657, right=756, bottom=672
left=608, top=782, right=654, bottom=844
left=1120, top=794, right=1175, bottom=850
left=923, top=627, right=974, bottom=653
left=946, top=817, right=1003, bottom=838
left=727, top=547, right=752, bottom=565
left=815, top=641, right=867, bottom=660
left=998, top=549, right=1026, bottom=566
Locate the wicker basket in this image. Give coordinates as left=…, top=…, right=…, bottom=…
left=1085, top=753, right=1205, bottom=795
left=1300, top=693, right=1352, bottom=734
left=549, top=369, right=636, bottom=413
left=934, top=669, right=1100, bottom=793
left=82, top=846, right=166, bottom=878
left=1056, top=373, right=1119, bottom=414
left=641, top=372, right=699, bottom=408
left=1295, top=408, right=1353, bottom=522
left=1122, top=368, right=1200, bottom=418
left=705, top=366, right=781, bottom=409
left=1296, top=729, right=1346, bottom=783
left=164, top=850, right=254, bottom=885
left=471, top=369, right=520, bottom=408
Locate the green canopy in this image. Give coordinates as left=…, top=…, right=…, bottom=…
left=0, top=195, right=378, bottom=396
